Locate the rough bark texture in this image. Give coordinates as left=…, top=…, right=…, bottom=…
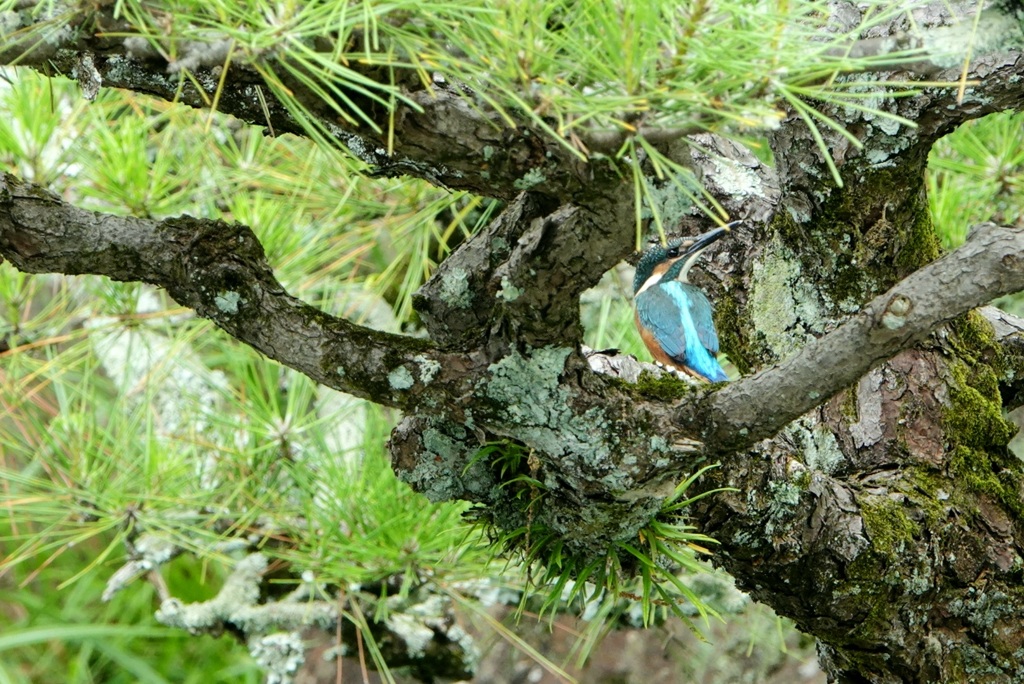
left=3, top=2, right=1024, bottom=682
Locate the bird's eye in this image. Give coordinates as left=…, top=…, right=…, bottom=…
left=667, top=248, right=679, bottom=258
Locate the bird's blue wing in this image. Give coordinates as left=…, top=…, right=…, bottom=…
left=635, top=285, right=688, bottom=361
left=677, top=283, right=719, bottom=354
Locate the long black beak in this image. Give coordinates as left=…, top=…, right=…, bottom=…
left=684, top=220, right=737, bottom=256
left=671, top=221, right=737, bottom=282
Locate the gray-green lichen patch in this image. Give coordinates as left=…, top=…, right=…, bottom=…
left=763, top=480, right=803, bottom=535
left=401, top=421, right=493, bottom=502
left=155, top=554, right=335, bottom=635
left=565, top=420, right=623, bottom=486
left=863, top=132, right=912, bottom=168
left=710, top=156, right=765, bottom=199
left=438, top=267, right=473, bottom=309
left=0, top=11, right=22, bottom=35
left=497, top=276, right=523, bottom=302
left=875, top=114, right=902, bottom=137
left=248, top=631, right=305, bottom=684
left=769, top=481, right=802, bottom=507
left=836, top=84, right=904, bottom=144
left=103, top=533, right=178, bottom=601
left=787, top=417, right=846, bottom=474
left=387, top=612, right=435, bottom=657
left=903, top=566, right=933, bottom=597
left=413, top=355, right=441, bottom=385
left=841, top=85, right=884, bottom=122
left=484, top=347, right=625, bottom=488
left=389, top=366, right=415, bottom=390
left=490, top=236, right=508, bottom=254
left=784, top=200, right=813, bottom=225
left=215, top=290, right=242, bottom=314
left=513, top=167, right=546, bottom=190
left=947, top=588, right=1014, bottom=633
left=384, top=593, right=478, bottom=673
left=748, top=234, right=827, bottom=360
left=485, top=347, right=571, bottom=424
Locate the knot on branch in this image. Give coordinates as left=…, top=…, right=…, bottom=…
left=881, top=294, right=914, bottom=330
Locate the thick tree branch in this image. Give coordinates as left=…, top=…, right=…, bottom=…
left=684, top=222, right=1024, bottom=454
left=0, top=6, right=590, bottom=203
left=414, top=193, right=538, bottom=348
left=0, top=173, right=477, bottom=409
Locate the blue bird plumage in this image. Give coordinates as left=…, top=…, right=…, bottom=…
left=633, top=226, right=732, bottom=382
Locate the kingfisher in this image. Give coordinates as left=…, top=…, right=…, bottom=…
left=633, top=224, right=734, bottom=383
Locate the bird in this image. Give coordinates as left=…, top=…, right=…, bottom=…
left=633, top=224, right=734, bottom=383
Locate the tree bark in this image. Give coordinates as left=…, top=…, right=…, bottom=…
left=3, top=1, right=1024, bottom=682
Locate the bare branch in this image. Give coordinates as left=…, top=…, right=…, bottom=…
left=687, top=222, right=1024, bottom=454
left=0, top=173, right=470, bottom=408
